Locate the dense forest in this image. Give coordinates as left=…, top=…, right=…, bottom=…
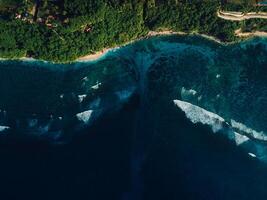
left=0, top=0, right=266, bottom=62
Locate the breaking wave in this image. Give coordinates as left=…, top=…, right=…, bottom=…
left=76, top=110, right=94, bottom=124
left=0, top=35, right=267, bottom=157
left=173, top=99, right=225, bottom=133
left=173, top=99, right=267, bottom=162
left=0, top=125, right=9, bottom=133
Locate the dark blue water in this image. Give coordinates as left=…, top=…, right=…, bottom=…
left=1, top=35, right=267, bottom=200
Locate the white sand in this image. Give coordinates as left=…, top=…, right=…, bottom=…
left=76, top=48, right=111, bottom=62
left=2, top=28, right=267, bottom=63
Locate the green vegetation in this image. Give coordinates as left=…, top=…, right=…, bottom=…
left=0, top=0, right=22, bottom=10
left=145, top=1, right=239, bottom=41
left=0, top=0, right=266, bottom=62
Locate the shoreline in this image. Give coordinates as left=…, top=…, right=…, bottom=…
left=75, top=31, right=188, bottom=62
left=75, top=31, right=226, bottom=63
left=0, top=30, right=266, bottom=63
left=76, top=48, right=112, bottom=62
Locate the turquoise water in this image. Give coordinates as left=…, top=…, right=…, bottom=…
left=1, top=35, right=267, bottom=199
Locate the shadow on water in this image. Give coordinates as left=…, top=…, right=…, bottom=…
left=1, top=95, right=267, bottom=200
left=0, top=95, right=140, bottom=200
left=143, top=102, right=267, bottom=200
left=1, top=35, right=267, bottom=200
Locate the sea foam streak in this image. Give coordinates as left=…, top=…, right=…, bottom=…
left=173, top=99, right=267, bottom=162
left=76, top=110, right=94, bottom=124
left=0, top=125, right=9, bottom=132
left=173, top=100, right=225, bottom=132
left=78, top=94, right=87, bottom=103
left=231, top=120, right=267, bottom=141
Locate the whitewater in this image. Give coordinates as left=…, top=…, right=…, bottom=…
left=0, top=35, right=267, bottom=162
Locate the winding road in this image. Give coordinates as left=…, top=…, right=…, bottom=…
left=217, top=10, right=267, bottom=21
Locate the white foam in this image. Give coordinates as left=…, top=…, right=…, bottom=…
left=173, top=100, right=258, bottom=145
left=76, top=110, right=93, bottom=123
left=181, top=87, right=197, bottom=96
left=248, top=153, right=257, bottom=158
left=173, top=100, right=267, bottom=163
left=230, top=120, right=267, bottom=141
left=91, top=82, right=101, bottom=90
left=189, top=89, right=197, bottom=95
left=234, top=132, right=250, bottom=145
left=78, top=94, right=87, bottom=103
left=173, top=99, right=225, bottom=132
left=82, top=76, right=88, bottom=81
left=0, top=126, right=9, bottom=132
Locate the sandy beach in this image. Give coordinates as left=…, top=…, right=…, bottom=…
left=76, top=10, right=267, bottom=62
left=76, top=48, right=111, bottom=62
left=1, top=30, right=267, bottom=63
left=75, top=31, right=200, bottom=62
left=76, top=31, right=188, bottom=62
left=147, top=30, right=186, bottom=37
left=0, top=56, right=37, bottom=62
left=75, top=31, right=225, bottom=62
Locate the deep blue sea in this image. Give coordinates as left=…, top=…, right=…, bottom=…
left=1, top=35, right=267, bottom=200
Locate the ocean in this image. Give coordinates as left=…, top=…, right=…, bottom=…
left=0, top=35, right=267, bottom=200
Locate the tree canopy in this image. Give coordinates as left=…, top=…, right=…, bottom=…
left=0, top=0, right=265, bottom=62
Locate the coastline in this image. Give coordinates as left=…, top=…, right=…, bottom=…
left=0, top=30, right=266, bottom=63
left=75, top=31, right=225, bottom=63
left=76, top=48, right=111, bottom=62
left=75, top=31, right=187, bottom=62
left=0, top=56, right=47, bottom=63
